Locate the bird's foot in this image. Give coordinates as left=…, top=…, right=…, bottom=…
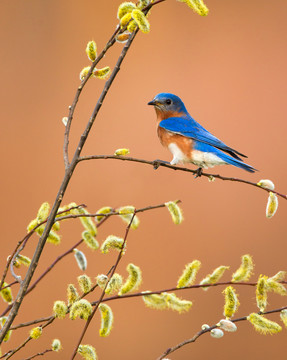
left=153, top=159, right=169, bottom=170
left=194, top=167, right=203, bottom=178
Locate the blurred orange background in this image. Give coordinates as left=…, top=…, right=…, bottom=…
left=0, top=0, right=286, bottom=359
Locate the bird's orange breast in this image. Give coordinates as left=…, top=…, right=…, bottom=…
left=157, top=126, right=193, bottom=158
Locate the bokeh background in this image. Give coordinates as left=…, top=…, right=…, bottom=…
left=0, top=0, right=286, bottom=359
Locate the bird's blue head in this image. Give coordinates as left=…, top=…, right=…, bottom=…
left=148, top=93, right=188, bottom=118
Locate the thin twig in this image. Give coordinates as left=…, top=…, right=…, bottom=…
left=156, top=305, right=287, bottom=360
left=22, top=349, right=52, bottom=360
left=79, top=155, right=287, bottom=200
left=70, top=212, right=136, bottom=359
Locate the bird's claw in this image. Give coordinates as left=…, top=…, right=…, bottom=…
left=194, top=167, right=203, bottom=178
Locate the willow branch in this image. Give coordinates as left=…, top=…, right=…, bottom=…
left=70, top=213, right=136, bottom=359
left=156, top=305, right=287, bottom=360
left=79, top=155, right=287, bottom=200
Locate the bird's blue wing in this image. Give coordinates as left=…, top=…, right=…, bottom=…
left=159, top=117, right=247, bottom=159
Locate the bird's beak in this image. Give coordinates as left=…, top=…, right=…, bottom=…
left=147, top=99, right=157, bottom=106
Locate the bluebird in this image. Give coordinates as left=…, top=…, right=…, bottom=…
left=148, top=93, right=256, bottom=176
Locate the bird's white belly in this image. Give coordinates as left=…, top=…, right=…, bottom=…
left=191, top=150, right=227, bottom=169
left=168, top=143, right=189, bottom=165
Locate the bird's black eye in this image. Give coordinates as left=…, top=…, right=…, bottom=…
left=165, top=99, right=172, bottom=105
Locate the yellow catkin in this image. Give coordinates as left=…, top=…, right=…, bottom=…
left=223, top=286, right=239, bottom=319
left=101, top=235, right=125, bottom=254
left=37, top=202, right=50, bottom=223
left=256, top=275, right=268, bottom=312
left=117, top=2, right=137, bottom=19
left=114, top=148, right=130, bottom=156
left=164, top=293, right=192, bottom=313
left=177, top=0, right=209, bottom=16
left=257, top=179, right=275, bottom=190
left=77, top=344, right=97, bottom=360
left=93, top=67, right=111, bottom=80
left=119, top=263, right=142, bottom=295
left=67, top=284, right=79, bottom=306
left=232, top=254, right=254, bottom=282
left=53, top=301, right=68, bottom=319
left=0, top=317, right=12, bottom=342
left=95, top=206, right=113, bottom=222
left=78, top=275, right=92, bottom=294
left=118, top=206, right=140, bottom=229
left=78, top=208, right=97, bottom=236
left=105, top=274, right=123, bottom=295
left=177, top=260, right=201, bottom=288
left=30, top=327, right=42, bottom=339
left=248, top=313, right=282, bottom=334
left=0, top=283, right=13, bottom=304
left=16, top=254, right=31, bottom=267
left=131, top=9, right=150, bottom=33
left=85, top=40, right=97, bottom=61
left=99, top=304, right=114, bottom=337
left=79, top=66, right=91, bottom=81
left=142, top=292, right=168, bottom=310
left=70, top=299, right=92, bottom=321
left=82, top=231, right=99, bottom=250
left=165, top=201, right=183, bottom=225
left=266, top=192, right=278, bottom=218
left=200, top=266, right=229, bottom=290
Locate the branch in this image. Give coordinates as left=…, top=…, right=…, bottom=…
left=156, top=305, right=287, bottom=360
left=70, top=212, right=136, bottom=359
left=78, top=155, right=287, bottom=200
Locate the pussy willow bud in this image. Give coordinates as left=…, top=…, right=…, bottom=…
left=114, top=148, right=130, bottom=156
left=86, top=40, right=97, bottom=61
left=165, top=201, right=183, bottom=224
left=210, top=328, right=224, bottom=338
left=67, top=284, right=79, bottom=305
left=82, top=231, right=99, bottom=250
left=93, top=67, right=111, bottom=80
left=247, top=313, right=282, bottom=334
left=30, top=327, right=42, bottom=339
left=62, top=117, right=68, bottom=126
left=53, top=300, right=68, bottom=319
left=77, top=344, right=97, bottom=360
left=116, top=32, right=130, bottom=43
left=78, top=208, right=97, bottom=236
left=266, top=192, right=278, bottom=218
left=217, top=319, right=237, bottom=332
left=117, top=2, right=137, bottom=19
left=37, top=202, right=50, bottom=223
left=96, top=274, right=108, bottom=289
left=74, top=249, right=87, bottom=271
left=101, top=235, right=125, bottom=254
left=95, top=206, right=113, bottom=222
left=177, top=260, right=201, bottom=288
left=164, top=293, right=193, bottom=313
left=79, top=66, right=91, bottom=81
left=131, top=9, right=150, bottom=33
left=223, top=286, right=239, bottom=319
left=70, top=299, right=93, bottom=320
left=78, top=275, right=92, bottom=294
left=0, top=317, right=12, bottom=342
left=119, top=263, right=142, bottom=295
left=177, top=0, right=209, bottom=16
left=257, top=179, right=275, bottom=190
left=200, top=266, right=229, bottom=290
left=16, top=254, right=31, bottom=267
left=99, top=303, right=114, bottom=337
left=256, top=275, right=268, bottom=312
left=51, top=339, right=62, bottom=352
left=0, top=283, right=13, bottom=304
left=118, top=206, right=140, bottom=229
left=232, top=254, right=254, bottom=282
left=105, top=274, right=123, bottom=294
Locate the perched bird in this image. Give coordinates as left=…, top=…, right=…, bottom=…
left=148, top=93, right=256, bottom=175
